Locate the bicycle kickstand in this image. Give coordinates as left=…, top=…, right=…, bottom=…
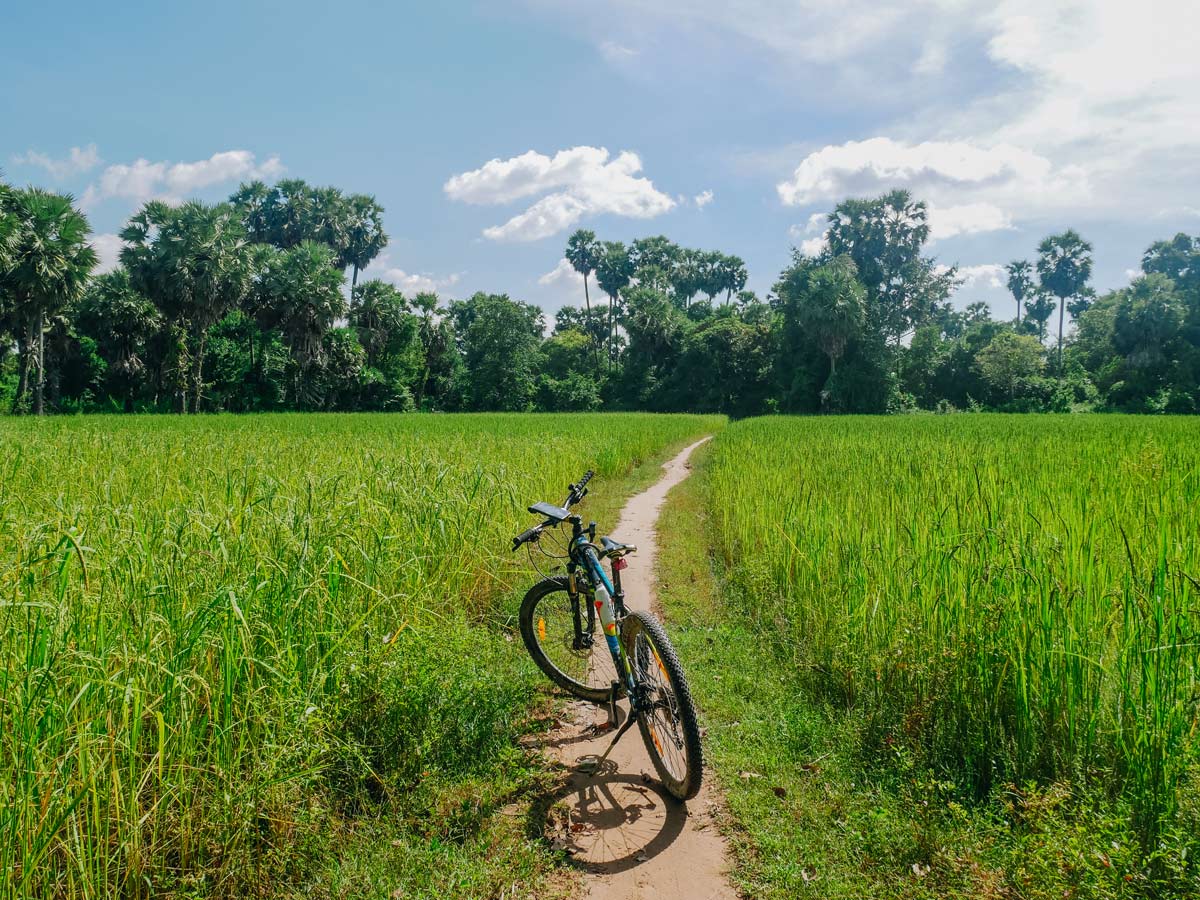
left=593, top=708, right=638, bottom=768
left=579, top=682, right=639, bottom=774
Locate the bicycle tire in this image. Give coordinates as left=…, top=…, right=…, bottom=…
left=621, top=610, right=703, bottom=801
left=519, top=576, right=620, bottom=704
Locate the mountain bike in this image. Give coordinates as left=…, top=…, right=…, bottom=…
left=512, top=470, right=703, bottom=801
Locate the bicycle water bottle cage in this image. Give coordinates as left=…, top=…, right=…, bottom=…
left=528, top=501, right=571, bottom=522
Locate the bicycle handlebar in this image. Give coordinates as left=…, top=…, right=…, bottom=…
left=511, top=469, right=594, bottom=551
left=563, top=469, right=594, bottom=509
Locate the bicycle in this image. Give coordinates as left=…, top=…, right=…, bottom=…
left=512, top=470, right=703, bottom=801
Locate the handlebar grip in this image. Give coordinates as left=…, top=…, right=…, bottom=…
left=511, top=525, right=542, bottom=551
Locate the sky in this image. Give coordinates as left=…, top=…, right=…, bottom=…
left=4, top=0, right=1199, bottom=321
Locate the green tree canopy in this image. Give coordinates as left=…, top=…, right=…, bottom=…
left=1036, top=229, right=1093, bottom=366
left=976, top=330, right=1045, bottom=401
left=0, top=188, right=97, bottom=413
left=121, top=200, right=253, bottom=412
left=448, top=292, right=544, bottom=411
left=825, top=189, right=955, bottom=345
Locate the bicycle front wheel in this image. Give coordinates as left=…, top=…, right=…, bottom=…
left=622, top=610, right=703, bottom=801
left=519, top=576, right=621, bottom=704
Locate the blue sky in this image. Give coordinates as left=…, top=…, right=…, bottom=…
left=4, top=0, right=1198, bottom=323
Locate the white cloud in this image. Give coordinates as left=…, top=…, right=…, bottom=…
left=777, top=137, right=1075, bottom=208
left=789, top=213, right=831, bottom=253
left=927, top=202, right=1014, bottom=240
left=90, top=233, right=123, bottom=274
left=599, top=40, right=638, bottom=62
left=360, top=256, right=461, bottom=296
left=948, top=263, right=1006, bottom=290
left=538, top=257, right=584, bottom=287
left=83, top=150, right=284, bottom=206
left=445, top=146, right=676, bottom=241
left=694, top=189, right=714, bottom=209
left=798, top=233, right=829, bottom=258
left=12, top=144, right=101, bottom=179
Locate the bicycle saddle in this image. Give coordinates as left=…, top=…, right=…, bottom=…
left=601, top=536, right=636, bottom=556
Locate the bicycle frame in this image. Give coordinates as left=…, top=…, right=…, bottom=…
left=567, top=524, right=639, bottom=699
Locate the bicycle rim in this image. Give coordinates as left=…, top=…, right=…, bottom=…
left=623, top=611, right=702, bottom=799
left=520, top=578, right=620, bottom=702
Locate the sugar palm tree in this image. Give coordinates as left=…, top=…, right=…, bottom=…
left=74, top=269, right=162, bottom=411
left=595, top=241, right=633, bottom=372
left=340, top=194, right=388, bottom=292
left=1005, top=260, right=1033, bottom=325
left=1036, top=229, right=1093, bottom=369
left=796, top=255, right=865, bottom=407
left=565, top=229, right=601, bottom=365
left=720, top=255, right=748, bottom=305
left=0, top=188, right=97, bottom=414
left=122, top=200, right=252, bottom=412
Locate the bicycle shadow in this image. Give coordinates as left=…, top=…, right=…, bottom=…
left=519, top=704, right=628, bottom=753
left=528, top=755, right=689, bottom=875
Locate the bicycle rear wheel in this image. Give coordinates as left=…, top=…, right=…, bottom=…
left=621, top=610, right=703, bottom=801
left=519, top=576, right=620, bottom=704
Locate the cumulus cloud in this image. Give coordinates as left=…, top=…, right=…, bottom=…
left=83, top=150, right=284, bottom=206
left=444, top=146, right=676, bottom=241
left=927, top=202, right=1014, bottom=240
left=935, top=262, right=1006, bottom=295
left=360, top=256, right=461, bottom=296
left=90, top=233, right=123, bottom=274
left=12, top=144, right=101, bottom=179
left=694, top=189, right=714, bottom=208
left=955, top=263, right=1006, bottom=289
left=538, top=257, right=584, bottom=287
left=776, top=137, right=1076, bottom=207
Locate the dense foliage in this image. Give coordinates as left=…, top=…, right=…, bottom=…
left=3, top=178, right=1199, bottom=415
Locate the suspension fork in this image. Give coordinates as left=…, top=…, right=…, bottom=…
left=566, top=563, right=593, bottom=651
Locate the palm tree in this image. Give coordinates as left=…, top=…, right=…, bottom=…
left=1005, top=260, right=1033, bottom=325
left=74, top=269, right=162, bottom=411
left=564, top=230, right=600, bottom=315
left=796, top=255, right=865, bottom=407
left=721, top=255, right=748, bottom=305
left=412, top=291, right=444, bottom=410
left=595, top=241, right=633, bottom=372
left=0, top=189, right=97, bottom=414
left=699, top=250, right=725, bottom=304
left=121, top=201, right=253, bottom=413
left=340, top=194, right=388, bottom=292
left=349, top=279, right=408, bottom=370
left=1036, top=229, right=1093, bottom=369
left=250, top=240, right=346, bottom=406
left=565, top=230, right=600, bottom=365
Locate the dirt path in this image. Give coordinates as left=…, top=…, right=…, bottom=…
left=535, top=437, right=737, bottom=900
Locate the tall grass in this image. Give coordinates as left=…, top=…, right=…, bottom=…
left=706, top=415, right=1200, bottom=859
left=0, top=412, right=721, bottom=898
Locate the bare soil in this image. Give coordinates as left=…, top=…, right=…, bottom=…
left=532, top=438, right=738, bottom=900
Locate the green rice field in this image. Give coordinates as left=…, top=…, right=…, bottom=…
left=0, top=413, right=720, bottom=899
left=662, top=415, right=1200, bottom=898
left=4, top=412, right=1199, bottom=899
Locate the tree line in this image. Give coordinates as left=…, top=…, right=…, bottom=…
left=1, top=177, right=1197, bottom=416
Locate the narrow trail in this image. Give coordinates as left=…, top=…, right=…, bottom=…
left=535, top=437, right=738, bottom=900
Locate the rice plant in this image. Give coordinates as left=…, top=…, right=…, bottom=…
left=705, top=415, right=1200, bottom=862
left=0, top=412, right=720, bottom=899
